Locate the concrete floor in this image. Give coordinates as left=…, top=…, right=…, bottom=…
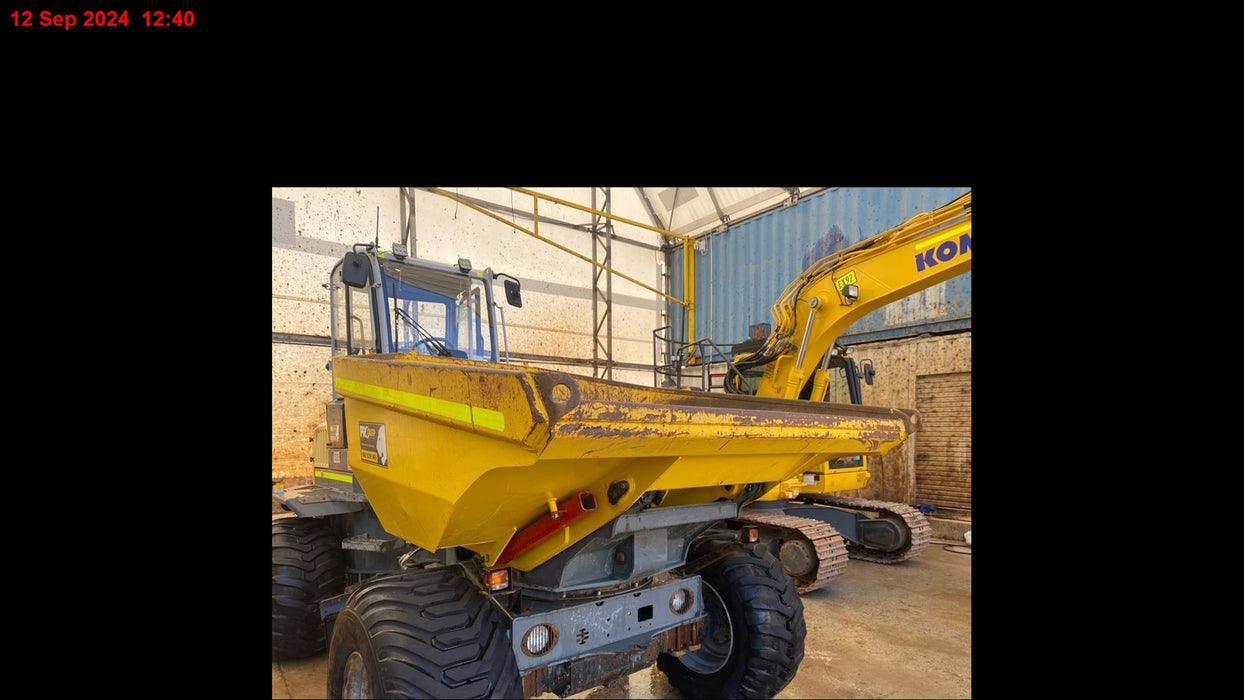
left=273, top=544, right=970, bottom=699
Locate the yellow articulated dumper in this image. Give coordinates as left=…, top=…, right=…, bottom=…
left=272, top=242, right=918, bottom=699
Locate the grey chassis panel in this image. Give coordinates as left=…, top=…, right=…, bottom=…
left=511, top=576, right=704, bottom=671
left=273, top=484, right=367, bottom=518
left=519, top=501, right=739, bottom=592
left=611, top=502, right=738, bottom=536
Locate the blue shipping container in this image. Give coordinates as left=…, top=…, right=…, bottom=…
left=668, top=187, right=971, bottom=347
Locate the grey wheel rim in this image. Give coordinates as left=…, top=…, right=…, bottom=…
left=676, top=581, right=732, bottom=674
left=342, top=650, right=374, bottom=699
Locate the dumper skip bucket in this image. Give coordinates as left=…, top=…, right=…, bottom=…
left=331, top=353, right=916, bottom=571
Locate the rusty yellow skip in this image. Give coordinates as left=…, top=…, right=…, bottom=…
left=332, top=352, right=916, bottom=573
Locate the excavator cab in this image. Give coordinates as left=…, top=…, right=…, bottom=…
left=807, top=347, right=864, bottom=404
left=729, top=339, right=868, bottom=405
left=806, top=347, right=869, bottom=469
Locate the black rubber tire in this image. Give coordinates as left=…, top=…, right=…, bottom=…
left=272, top=516, right=345, bottom=660
left=326, top=566, right=521, bottom=699
left=656, top=544, right=806, bottom=699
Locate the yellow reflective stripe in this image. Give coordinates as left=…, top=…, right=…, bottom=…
left=472, top=406, right=505, bottom=431
left=334, top=377, right=506, bottom=432
left=913, top=221, right=972, bottom=251
left=315, top=469, right=353, bottom=483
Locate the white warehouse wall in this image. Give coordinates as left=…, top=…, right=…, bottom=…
left=272, top=187, right=669, bottom=482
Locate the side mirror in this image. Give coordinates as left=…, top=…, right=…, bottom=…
left=504, top=279, right=523, bottom=308
left=342, top=252, right=371, bottom=288
left=861, top=360, right=876, bottom=386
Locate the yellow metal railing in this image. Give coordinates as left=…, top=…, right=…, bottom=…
left=423, top=187, right=696, bottom=335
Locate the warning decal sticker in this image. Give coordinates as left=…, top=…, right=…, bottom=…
left=359, top=422, right=388, bottom=467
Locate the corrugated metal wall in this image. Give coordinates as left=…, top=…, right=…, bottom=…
left=668, top=187, right=971, bottom=346
left=914, top=372, right=972, bottom=510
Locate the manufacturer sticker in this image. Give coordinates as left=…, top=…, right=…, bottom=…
left=914, top=226, right=971, bottom=273
left=359, top=422, right=388, bottom=467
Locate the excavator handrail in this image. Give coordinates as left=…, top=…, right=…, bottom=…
left=652, top=325, right=749, bottom=393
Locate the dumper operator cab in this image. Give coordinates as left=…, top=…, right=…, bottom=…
left=285, top=242, right=528, bottom=548
left=327, top=243, right=522, bottom=361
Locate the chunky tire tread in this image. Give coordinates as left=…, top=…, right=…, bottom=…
left=657, top=544, right=806, bottom=699
left=273, top=517, right=345, bottom=661
left=327, top=567, right=521, bottom=699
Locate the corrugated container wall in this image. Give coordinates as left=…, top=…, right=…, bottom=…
left=668, top=187, right=971, bottom=346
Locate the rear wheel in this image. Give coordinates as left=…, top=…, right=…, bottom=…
left=657, top=544, right=805, bottom=699
left=272, top=516, right=345, bottom=660
left=327, top=566, right=521, bottom=699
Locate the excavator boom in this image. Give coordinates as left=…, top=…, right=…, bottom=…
left=737, top=191, right=971, bottom=401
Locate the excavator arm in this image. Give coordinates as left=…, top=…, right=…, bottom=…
left=734, top=191, right=971, bottom=400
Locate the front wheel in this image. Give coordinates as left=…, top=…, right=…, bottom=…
left=327, top=566, right=521, bottom=699
left=657, top=543, right=805, bottom=699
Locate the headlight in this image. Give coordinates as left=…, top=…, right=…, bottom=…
left=521, top=623, right=558, bottom=657
left=670, top=588, right=694, bottom=615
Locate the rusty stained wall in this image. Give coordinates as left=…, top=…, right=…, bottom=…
left=272, top=187, right=665, bottom=482
left=272, top=344, right=334, bottom=481
left=849, top=332, right=971, bottom=505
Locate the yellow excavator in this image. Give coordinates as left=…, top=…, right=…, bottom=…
left=723, top=191, right=972, bottom=592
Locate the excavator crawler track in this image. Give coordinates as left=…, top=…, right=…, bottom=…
left=796, top=495, right=931, bottom=564
left=738, top=508, right=849, bottom=593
